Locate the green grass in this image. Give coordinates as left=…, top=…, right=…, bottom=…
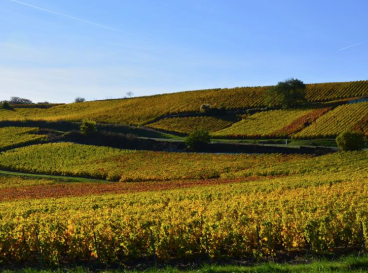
left=3, top=255, right=368, bottom=272
left=211, top=138, right=338, bottom=147
left=0, top=170, right=107, bottom=183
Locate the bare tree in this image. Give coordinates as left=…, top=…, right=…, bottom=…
left=126, top=92, right=134, bottom=98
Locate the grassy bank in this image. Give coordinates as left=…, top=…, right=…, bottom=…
left=3, top=255, right=368, bottom=272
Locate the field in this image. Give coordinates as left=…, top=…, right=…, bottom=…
left=294, top=102, right=368, bottom=138
left=0, top=80, right=367, bottom=127
left=1, top=81, right=368, bottom=270
left=0, top=127, right=47, bottom=150
left=0, top=150, right=366, bottom=266
left=0, top=143, right=308, bottom=181
left=212, top=108, right=320, bottom=138
left=146, top=116, right=237, bottom=134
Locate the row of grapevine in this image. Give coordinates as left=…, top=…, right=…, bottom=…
left=0, top=143, right=308, bottom=182
left=212, top=108, right=314, bottom=138
left=1, top=80, right=367, bottom=126
left=306, top=80, right=368, bottom=102
left=0, top=127, right=47, bottom=150
left=0, top=152, right=367, bottom=264
left=294, top=102, right=368, bottom=138
left=146, top=116, right=237, bottom=134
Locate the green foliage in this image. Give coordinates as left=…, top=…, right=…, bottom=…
left=267, top=78, right=307, bottom=108
left=80, top=119, right=97, bottom=135
left=199, top=104, right=226, bottom=116
left=336, top=131, right=365, bottom=151
left=0, top=101, right=12, bottom=110
left=185, top=129, right=211, bottom=150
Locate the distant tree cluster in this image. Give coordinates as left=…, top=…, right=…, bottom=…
left=75, top=97, right=86, bottom=103
left=9, top=97, right=33, bottom=105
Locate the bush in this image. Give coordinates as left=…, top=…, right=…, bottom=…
left=185, top=129, right=211, bottom=150
left=80, top=119, right=97, bottom=135
left=336, top=131, right=365, bottom=151
left=200, top=104, right=226, bottom=116
left=0, top=101, right=12, bottom=110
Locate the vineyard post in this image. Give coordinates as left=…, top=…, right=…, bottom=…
left=205, top=232, right=211, bottom=263
left=256, top=225, right=262, bottom=252
left=150, top=229, right=157, bottom=267
left=35, top=231, right=43, bottom=268
left=93, top=231, right=101, bottom=263
left=361, top=221, right=366, bottom=252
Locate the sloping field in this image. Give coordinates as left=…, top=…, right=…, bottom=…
left=0, top=80, right=367, bottom=126
left=306, top=80, right=368, bottom=102
left=0, top=143, right=309, bottom=182
left=294, top=102, right=368, bottom=138
left=0, top=150, right=367, bottom=264
left=0, top=87, right=269, bottom=125
left=0, top=127, right=46, bottom=150
left=146, top=115, right=237, bottom=134
left=212, top=108, right=318, bottom=138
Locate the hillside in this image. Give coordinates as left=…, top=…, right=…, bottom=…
left=1, top=80, right=368, bottom=128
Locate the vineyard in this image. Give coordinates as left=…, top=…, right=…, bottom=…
left=212, top=108, right=316, bottom=138
left=294, top=102, right=368, bottom=138
left=0, top=80, right=367, bottom=127
left=146, top=116, right=237, bottom=134
left=0, top=150, right=366, bottom=265
left=0, top=127, right=46, bottom=150
left=0, top=80, right=368, bottom=268
left=0, top=143, right=308, bottom=181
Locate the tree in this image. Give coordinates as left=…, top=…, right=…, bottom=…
left=0, top=101, right=12, bottom=110
left=75, top=97, right=86, bottom=103
left=185, top=129, right=211, bottom=150
left=126, top=92, right=134, bottom=98
left=9, top=97, right=33, bottom=105
left=267, top=78, right=307, bottom=108
left=336, top=131, right=365, bottom=151
left=80, top=119, right=97, bottom=135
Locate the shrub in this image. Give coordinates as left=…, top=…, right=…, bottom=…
left=0, top=101, right=12, bottom=110
left=200, top=104, right=212, bottom=113
left=185, top=129, right=210, bottom=150
left=200, top=104, right=226, bottom=116
left=80, top=119, right=97, bottom=135
left=336, top=131, right=365, bottom=151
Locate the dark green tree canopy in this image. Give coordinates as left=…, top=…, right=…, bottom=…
left=336, top=131, right=365, bottom=151
left=185, top=129, right=211, bottom=151
left=267, top=78, right=307, bottom=108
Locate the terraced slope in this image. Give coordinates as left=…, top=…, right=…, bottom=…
left=0, top=80, right=367, bottom=126
left=146, top=116, right=237, bottom=134
left=212, top=108, right=323, bottom=138
left=0, top=127, right=46, bottom=150
left=294, top=102, right=368, bottom=138
left=0, top=143, right=309, bottom=182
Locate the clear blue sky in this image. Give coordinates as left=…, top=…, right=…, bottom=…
left=0, top=0, right=367, bottom=103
